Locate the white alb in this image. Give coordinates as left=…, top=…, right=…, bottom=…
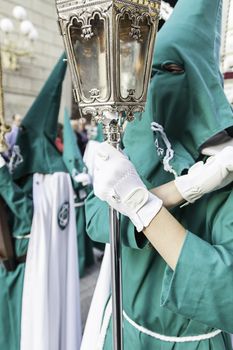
left=20, top=172, right=82, bottom=350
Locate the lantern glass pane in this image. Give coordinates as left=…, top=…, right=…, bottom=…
left=69, top=15, right=108, bottom=100
left=119, top=15, right=150, bottom=99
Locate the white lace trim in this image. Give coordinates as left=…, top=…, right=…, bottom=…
left=151, top=122, right=177, bottom=178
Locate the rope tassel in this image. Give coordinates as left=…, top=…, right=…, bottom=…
left=151, top=122, right=177, bottom=178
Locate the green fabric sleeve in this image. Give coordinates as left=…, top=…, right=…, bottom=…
left=85, top=190, right=148, bottom=249
left=0, top=166, right=33, bottom=237
left=161, top=227, right=233, bottom=333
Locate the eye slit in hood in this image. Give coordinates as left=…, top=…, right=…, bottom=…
left=151, top=61, right=184, bottom=77
left=162, top=61, right=184, bottom=74
left=19, top=125, right=25, bottom=132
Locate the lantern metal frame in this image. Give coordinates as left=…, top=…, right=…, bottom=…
left=56, top=0, right=161, bottom=120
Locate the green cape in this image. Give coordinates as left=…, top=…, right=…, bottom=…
left=0, top=55, right=68, bottom=349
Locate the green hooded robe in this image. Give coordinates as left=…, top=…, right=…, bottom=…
left=0, top=54, right=67, bottom=350
left=0, top=166, right=32, bottom=350
left=85, top=0, right=233, bottom=348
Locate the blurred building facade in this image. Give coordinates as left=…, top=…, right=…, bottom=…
left=222, top=0, right=233, bottom=104
left=0, top=0, right=71, bottom=123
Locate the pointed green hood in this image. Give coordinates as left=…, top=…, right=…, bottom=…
left=63, top=109, right=87, bottom=189
left=12, top=54, right=67, bottom=179
left=124, top=0, right=233, bottom=186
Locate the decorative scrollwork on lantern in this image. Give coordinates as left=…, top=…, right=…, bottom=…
left=89, top=88, right=100, bottom=97
left=129, top=24, right=141, bottom=39
left=81, top=24, right=94, bottom=39
left=127, top=88, right=136, bottom=98
left=81, top=103, right=143, bottom=118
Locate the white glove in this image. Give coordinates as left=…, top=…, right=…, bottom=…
left=73, top=172, right=92, bottom=186
left=93, top=142, right=163, bottom=232
left=0, top=155, right=6, bottom=168
left=174, top=146, right=233, bottom=203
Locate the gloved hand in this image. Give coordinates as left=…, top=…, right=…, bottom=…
left=73, top=172, right=92, bottom=186
left=0, top=154, right=6, bottom=168
left=93, top=142, right=163, bottom=232
left=174, top=146, right=233, bottom=203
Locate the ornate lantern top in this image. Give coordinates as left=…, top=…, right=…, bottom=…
left=56, top=0, right=161, bottom=120
left=56, top=0, right=160, bottom=17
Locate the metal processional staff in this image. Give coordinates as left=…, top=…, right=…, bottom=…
left=55, top=0, right=161, bottom=348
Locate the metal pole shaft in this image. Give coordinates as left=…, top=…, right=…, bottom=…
left=105, top=118, right=124, bottom=350
left=109, top=207, right=123, bottom=350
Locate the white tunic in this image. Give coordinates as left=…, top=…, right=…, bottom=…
left=20, top=172, right=82, bottom=350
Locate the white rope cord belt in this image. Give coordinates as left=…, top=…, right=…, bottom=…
left=123, top=310, right=222, bottom=343
left=97, top=298, right=222, bottom=350
left=74, top=201, right=85, bottom=208
left=98, top=299, right=221, bottom=347
left=15, top=234, right=31, bottom=240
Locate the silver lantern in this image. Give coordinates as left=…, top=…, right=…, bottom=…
left=55, top=0, right=161, bottom=348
